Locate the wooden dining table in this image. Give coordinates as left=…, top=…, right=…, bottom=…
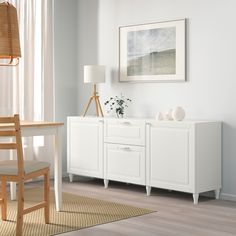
left=0, top=121, right=64, bottom=212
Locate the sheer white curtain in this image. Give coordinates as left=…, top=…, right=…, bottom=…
left=0, top=0, right=54, bottom=164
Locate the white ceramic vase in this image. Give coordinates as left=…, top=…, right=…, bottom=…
left=172, top=106, right=185, bottom=121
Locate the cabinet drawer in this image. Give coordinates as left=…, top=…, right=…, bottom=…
left=104, top=119, right=145, bottom=145
left=104, top=143, right=145, bottom=185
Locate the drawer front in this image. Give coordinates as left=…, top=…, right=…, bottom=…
left=104, top=119, right=145, bottom=145
left=104, top=143, right=145, bottom=185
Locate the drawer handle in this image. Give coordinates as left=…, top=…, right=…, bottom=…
left=119, top=121, right=131, bottom=125
left=118, top=146, right=131, bottom=151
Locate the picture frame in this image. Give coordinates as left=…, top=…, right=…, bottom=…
left=119, top=19, right=186, bottom=82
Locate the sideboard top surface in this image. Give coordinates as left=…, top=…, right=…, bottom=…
left=67, top=116, right=221, bottom=125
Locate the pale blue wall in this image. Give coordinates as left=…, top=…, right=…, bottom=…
left=54, top=0, right=236, bottom=198
left=54, top=0, right=78, bottom=174
left=77, top=0, right=236, bottom=197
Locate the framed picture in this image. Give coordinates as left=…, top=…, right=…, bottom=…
left=119, top=19, right=186, bottom=82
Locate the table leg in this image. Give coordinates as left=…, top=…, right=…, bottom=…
left=10, top=142, right=17, bottom=200
left=54, top=127, right=62, bottom=211
left=10, top=183, right=17, bottom=200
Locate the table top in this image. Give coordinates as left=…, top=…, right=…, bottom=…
left=0, top=121, right=64, bottom=128
left=21, top=121, right=64, bottom=127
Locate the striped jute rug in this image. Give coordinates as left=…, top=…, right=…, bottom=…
left=0, top=188, right=154, bottom=235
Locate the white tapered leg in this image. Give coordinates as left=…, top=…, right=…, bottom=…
left=193, top=193, right=199, bottom=204
left=10, top=144, right=16, bottom=200
left=10, top=183, right=17, bottom=200
left=69, top=174, right=74, bottom=183
left=54, top=127, right=62, bottom=211
left=215, top=189, right=220, bottom=199
left=146, top=186, right=151, bottom=196
left=104, top=179, right=109, bottom=189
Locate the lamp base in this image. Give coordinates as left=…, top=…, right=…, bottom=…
left=83, top=84, right=104, bottom=117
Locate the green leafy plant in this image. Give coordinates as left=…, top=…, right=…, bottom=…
left=104, top=94, right=131, bottom=118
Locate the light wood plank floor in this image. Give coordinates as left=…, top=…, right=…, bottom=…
left=55, top=177, right=236, bottom=236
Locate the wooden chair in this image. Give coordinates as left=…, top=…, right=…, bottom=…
left=0, top=114, right=50, bottom=236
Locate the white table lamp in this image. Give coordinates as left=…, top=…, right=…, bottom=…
left=83, top=65, right=105, bottom=117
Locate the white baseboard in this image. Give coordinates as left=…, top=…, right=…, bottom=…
left=220, top=193, right=236, bottom=202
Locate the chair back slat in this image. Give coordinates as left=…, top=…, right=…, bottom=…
left=0, top=114, right=24, bottom=176
left=0, top=143, right=17, bottom=149
left=0, top=117, right=16, bottom=124
left=0, top=130, right=16, bottom=137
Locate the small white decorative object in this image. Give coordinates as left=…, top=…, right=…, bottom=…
left=156, top=112, right=164, bottom=121
left=172, top=106, right=185, bottom=121
left=163, top=109, right=173, bottom=120
left=163, top=112, right=169, bottom=120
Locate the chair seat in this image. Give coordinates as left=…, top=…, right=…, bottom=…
left=0, top=160, right=50, bottom=175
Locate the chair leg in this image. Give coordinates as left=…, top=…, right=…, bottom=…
left=16, top=181, right=24, bottom=236
left=1, top=177, right=7, bottom=221
left=44, top=171, right=50, bottom=224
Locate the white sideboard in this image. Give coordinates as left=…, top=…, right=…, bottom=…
left=67, top=116, right=221, bottom=204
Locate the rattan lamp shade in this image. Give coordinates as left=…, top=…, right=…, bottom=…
left=0, top=2, right=21, bottom=66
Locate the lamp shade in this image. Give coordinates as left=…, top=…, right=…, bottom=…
left=0, top=2, right=21, bottom=65
left=84, top=65, right=105, bottom=83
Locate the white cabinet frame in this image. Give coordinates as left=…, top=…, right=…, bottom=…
left=67, top=117, right=221, bottom=204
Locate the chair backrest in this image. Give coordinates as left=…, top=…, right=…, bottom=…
left=0, top=114, right=24, bottom=176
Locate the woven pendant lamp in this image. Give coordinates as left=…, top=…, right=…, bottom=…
left=0, top=2, right=21, bottom=66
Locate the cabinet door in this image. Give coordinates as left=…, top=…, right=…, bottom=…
left=146, top=124, right=192, bottom=192
left=104, top=143, right=145, bottom=185
left=67, top=117, right=103, bottom=178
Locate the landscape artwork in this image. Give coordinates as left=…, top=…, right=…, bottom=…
left=119, top=19, right=186, bottom=82
left=127, top=27, right=176, bottom=76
